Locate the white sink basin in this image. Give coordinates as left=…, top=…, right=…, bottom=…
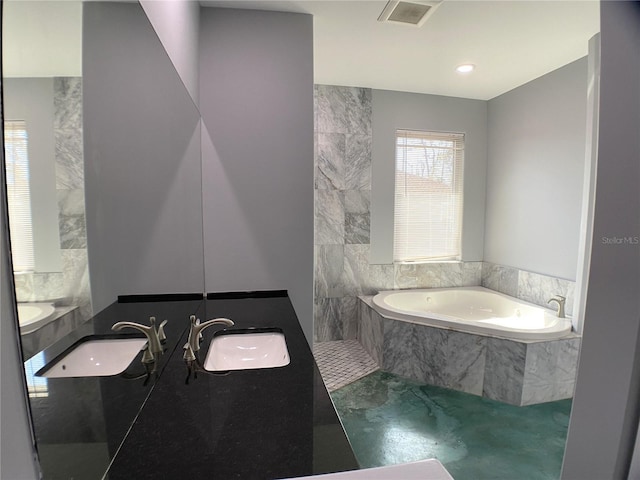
left=37, top=336, right=148, bottom=378
left=204, top=329, right=290, bottom=371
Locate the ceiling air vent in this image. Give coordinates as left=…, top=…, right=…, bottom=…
left=377, top=1, right=442, bottom=27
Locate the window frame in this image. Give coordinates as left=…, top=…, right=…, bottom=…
left=393, top=129, right=465, bottom=263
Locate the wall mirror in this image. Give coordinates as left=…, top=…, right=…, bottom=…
left=2, top=1, right=204, bottom=477
left=3, top=0, right=204, bottom=355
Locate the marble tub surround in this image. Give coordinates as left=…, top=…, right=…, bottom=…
left=14, top=271, right=65, bottom=303
left=358, top=297, right=580, bottom=406
left=314, top=252, right=484, bottom=342
left=20, top=305, right=84, bottom=360
left=482, top=262, right=576, bottom=319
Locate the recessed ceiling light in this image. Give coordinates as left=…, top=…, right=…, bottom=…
left=456, top=64, right=475, bottom=74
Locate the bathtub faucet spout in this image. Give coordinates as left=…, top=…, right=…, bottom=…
left=548, top=296, right=566, bottom=318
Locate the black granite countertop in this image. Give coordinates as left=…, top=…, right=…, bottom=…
left=25, top=293, right=358, bottom=479
left=26, top=298, right=204, bottom=479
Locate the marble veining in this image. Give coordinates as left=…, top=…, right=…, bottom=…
left=314, top=297, right=359, bottom=342
left=358, top=298, right=580, bottom=406
left=345, top=213, right=370, bottom=244
left=518, top=270, right=575, bottom=314
left=55, top=130, right=85, bottom=190
left=59, top=214, right=87, bottom=249
left=314, top=190, right=345, bottom=245
left=57, top=189, right=86, bottom=216
left=314, top=245, right=344, bottom=298
left=382, top=320, right=486, bottom=396
left=521, top=338, right=580, bottom=405
left=316, top=133, right=345, bottom=190
left=344, top=190, right=370, bottom=214
left=344, top=134, right=372, bottom=190
left=62, top=249, right=92, bottom=320
left=462, top=262, right=483, bottom=286
left=315, top=85, right=372, bottom=135
left=368, top=263, right=395, bottom=292
left=14, top=272, right=65, bottom=303
left=314, top=298, right=342, bottom=341
left=54, top=77, right=82, bottom=130
left=481, top=263, right=519, bottom=297
left=342, top=244, right=374, bottom=296
left=483, top=338, right=527, bottom=405
left=357, top=299, right=384, bottom=365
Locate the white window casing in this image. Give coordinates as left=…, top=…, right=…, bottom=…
left=394, top=129, right=464, bottom=262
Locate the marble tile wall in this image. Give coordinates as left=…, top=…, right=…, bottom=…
left=313, top=84, right=484, bottom=342
left=481, top=262, right=576, bottom=321
left=20, top=306, right=85, bottom=360
left=54, top=77, right=92, bottom=321
left=16, top=78, right=92, bottom=322
left=358, top=297, right=580, bottom=406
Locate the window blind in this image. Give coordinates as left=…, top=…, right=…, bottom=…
left=4, top=121, right=35, bottom=272
left=394, top=129, right=464, bottom=262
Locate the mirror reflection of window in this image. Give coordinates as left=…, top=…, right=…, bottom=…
left=23, top=351, right=49, bottom=398
left=4, top=120, right=35, bottom=272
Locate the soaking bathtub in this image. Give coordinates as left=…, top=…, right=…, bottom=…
left=371, top=286, right=572, bottom=341
left=17, top=302, right=56, bottom=334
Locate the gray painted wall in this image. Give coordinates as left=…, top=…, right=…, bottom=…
left=561, top=2, right=640, bottom=478
left=4, top=78, right=62, bottom=273
left=485, top=58, right=588, bottom=281
left=83, top=2, right=204, bottom=313
left=370, top=90, right=488, bottom=264
left=199, top=8, right=314, bottom=342
left=140, top=0, right=200, bottom=106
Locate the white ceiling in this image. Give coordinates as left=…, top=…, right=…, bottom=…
left=3, top=1, right=600, bottom=100
left=202, top=0, right=600, bottom=100
left=3, top=1, right=82, bottom=78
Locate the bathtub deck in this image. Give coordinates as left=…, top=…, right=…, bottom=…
left=358, top=296, right=581, bottom=406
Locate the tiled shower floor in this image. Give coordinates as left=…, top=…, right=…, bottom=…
left=314, top=340, right=379, bottom=392
left=330, top=369, right=572, bottom=480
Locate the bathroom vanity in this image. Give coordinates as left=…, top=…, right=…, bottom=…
left=26, top=293, right=358, bottom=479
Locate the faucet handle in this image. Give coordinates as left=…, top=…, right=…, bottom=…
left=183, top=342, right=196, bottom=362
left=141, top=345, right=155, bottom=364
left=157, top=320, right=168, bottom=343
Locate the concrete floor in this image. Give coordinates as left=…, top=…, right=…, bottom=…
left=331, top=370, right=571, bottom=480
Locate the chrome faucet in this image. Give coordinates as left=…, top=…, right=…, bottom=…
left=184, top=315, right=234, bottom=360
left=548, top=295, right=566, bottom=318
left=112, top=316, right=167, bottom=363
